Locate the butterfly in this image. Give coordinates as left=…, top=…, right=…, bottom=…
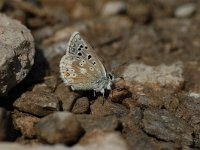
left=59, top=32, right=114, bottom=97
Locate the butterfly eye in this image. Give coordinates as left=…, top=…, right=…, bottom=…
left=85, top=46, right=88, bottom=49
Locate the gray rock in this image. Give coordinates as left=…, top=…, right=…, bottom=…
left=76, top=114, right=120, bottom=132
left=176, top=96, right=200, bottom=126
left=122, top=62, right=184, bottom=90
left=55, top=83, right=80, bottom=111
left=0, top=13, right=35, bottom=96
left=13, top=91, right=61, bottom=117
left=142, top=109, right=193, bottom=146
left=175, top=3, right=196, bottom=18
left=101, top=1, right=127, bottom=17
left=35, top=112, right=83, bottom=144
left=0, top=108, right=10, bottom=140
left=72, top=97, right=90, bottom=114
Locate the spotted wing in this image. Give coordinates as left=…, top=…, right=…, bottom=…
left=67, top=32, right=107, bottom=76
left=59, top=54, right=103, bottom=90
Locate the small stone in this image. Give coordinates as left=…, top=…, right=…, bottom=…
left=122, top=98, right=136, bottom=109
left=122, top=62, right=184, bottom=90
left=72, top=97, right=89, bottom=114
left=142, top=109, right=193, bottom=146
left=110, top=88, right=131, bottom=103
left=55, top=83, right=80, bottom=111
left=176, top=96, right=200, bottom=126
left=43, top=75, right=58, bottom=92
left=175, top=3, right=196, bottom=18
left=78, top=129, right=129, bottom=150
left=0, top=13, right=35, bottom=96
left=76, top=114, right=120, bottom=132
left=35, top=112, right=83, bottom=144
left=101, top=1, right=127, bottom=17
left=13, top=91, right=61, bottom=117
left=32, top=83, right=51, bottom=93
left=12, top=110, right=40, bottom=138
left=90, top=97, right=128, bottom=117
left=0, top=108, right=11, bottom=141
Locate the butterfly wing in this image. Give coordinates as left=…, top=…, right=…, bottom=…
left=60, top=53, right=103, bottom=90
left=67, top=32, right=107, bottom=76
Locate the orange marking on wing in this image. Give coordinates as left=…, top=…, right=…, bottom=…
left=64, top=71, right=70, bottom=77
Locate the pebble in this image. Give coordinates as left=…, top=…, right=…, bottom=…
left=35, top=112, right=83, bottom=144
left=76, top=114, right=120, bottom=132
left=101, top=1, right=127, bottom=17
left=55, top=83, right=80, bottom=111
left=90, top=97, right=129, bottom=117
left=175, top=3, right=196, bottom=18
left=72, top=97, right=90, bottom=114
left=122, top=62, right=184, bottom=90
left=13, top=91, right=61, bottom=117
left=12, top=110, right=40, bottom=138
left=0, top=13, right=35, bottom=96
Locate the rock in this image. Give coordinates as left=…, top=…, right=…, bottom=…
left=142, top=109, right=193, bottom=146
left=78, top=129, right=129, bottom=150
left=12, top=110, right=40, bottom=138
left=90, top=97, right=129, bottom=117
left=101, top=1, right=127, bottom=17
left=35, top=112, right=83, bottom=144
left=194, top=125, right=200, bottom=148
left=55, top=83, right=80, bottom=111
left=76, top=114, right=120, bottom=132
left=0, top=108, right=10, bottom=140
left=109, top=87, right=131, bottom=103
left=0, top=13, right=35, bottom=96
left=122, top=98, right=136, bottom=109
left=13, top=91, right=61, bottom=117
left=176, top=96, right=200, bottom=126
left=43, top=75, right=58, bottom=92
left=72, top=97, right=90, bottom=114
left=121, top=107, right=143, bottom=130
left=175, top=3, right=196, bottom=18
left=122, top=62, right=184, bottom=90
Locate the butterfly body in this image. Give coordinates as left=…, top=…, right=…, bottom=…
left=59, top=32, right=113, bottom=95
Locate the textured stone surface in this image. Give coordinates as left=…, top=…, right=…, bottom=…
left=72, top=97, right=90, bottom=114
left=55, top=83, right=80, bottom=111
left=13, top=91, right=61, bottom=117
left=90, top=97, right=129, bottom=117
left=142, top=109, right=193, bottom=146
left=122, top=62, right=184, bottom=90
left=76, top=114, right=120, bottom=132
left=12, top=110, right=40, bottom=138
left=35, top=112, right=83, bottom=144
left=0, top=13, right=35, bottom=96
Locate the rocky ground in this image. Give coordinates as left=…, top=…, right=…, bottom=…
left=0, top=0, right=200, bottom=149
